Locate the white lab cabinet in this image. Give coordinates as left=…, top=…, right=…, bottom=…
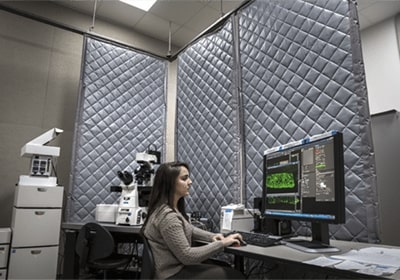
left=8, top=185, right=63, bottom=279
left=13, top=185, right=63, bottom=208
left=8, top=246, right=59, bottom=279
left=11, top=208, right=62, bottom=247
left=0, top=228, right=11, bottom=280
left=0, top=270, right=6, bottom=280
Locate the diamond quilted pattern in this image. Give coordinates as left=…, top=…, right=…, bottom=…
left=67, top=37, right=166, bottom=222
left=177, top=21, right=240, bottom=230
left=69, top=0, right=378, bottom=245
left=176, top=0, right=378, bottom=243
left=239, top=0, right=378, bottom=242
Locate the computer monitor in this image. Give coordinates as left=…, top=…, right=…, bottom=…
left=262, top=131, right=345, bottom=253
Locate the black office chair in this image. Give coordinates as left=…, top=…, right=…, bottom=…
left=140, top=235, right=155, bottom=279
left=75, top=222, right=132, bottom=279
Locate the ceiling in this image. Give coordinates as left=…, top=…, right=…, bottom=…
left=357, top=0, right=400, bottom=29
left=54, top=0, right=247, bottom=49
left=53, top=0, right=400, bottom=49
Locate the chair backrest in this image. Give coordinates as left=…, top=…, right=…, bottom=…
left=141, top=236, right=155, bottom=279
left=75, top=222, right=115, bottom=267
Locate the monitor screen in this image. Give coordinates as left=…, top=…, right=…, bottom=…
left=262, top=131, right=345, bottom=252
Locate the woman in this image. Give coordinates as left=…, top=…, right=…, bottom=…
left=142, top=161, right=245, bottom=279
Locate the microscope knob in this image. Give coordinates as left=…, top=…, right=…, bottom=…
left=142, top=212, right=147, bottom=219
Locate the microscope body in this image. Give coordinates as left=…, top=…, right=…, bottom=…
left=115, top=152, right=157, bottom=226
left=116, top=183, right=146, bottom=226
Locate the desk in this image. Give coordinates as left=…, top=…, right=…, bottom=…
left=61, top=222, right=142, bottom=279
left=225, top=239, right=400, bottom=279
left=63, top=224, right=400, bottom=279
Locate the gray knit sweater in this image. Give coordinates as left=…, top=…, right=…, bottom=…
left=143, top=204, right=225, bottom=279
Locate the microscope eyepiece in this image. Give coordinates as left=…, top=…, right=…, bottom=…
left=117, top=170, right=133, bottom=185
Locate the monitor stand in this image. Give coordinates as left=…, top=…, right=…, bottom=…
left=283, top=222, right=340, bottom=253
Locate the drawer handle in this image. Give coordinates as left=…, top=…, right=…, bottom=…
left=37, top=187, right=47, bottom=192
left=0, top=247, right=4, bottom=252
left=31, top=250, right=42, bottom=255
left=35, top=211, right=45, bottom=215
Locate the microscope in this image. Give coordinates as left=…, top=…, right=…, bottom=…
left=112, top=151, right=159, bottom=226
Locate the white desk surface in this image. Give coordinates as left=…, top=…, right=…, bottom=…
left=227, top=239, right=400, bottom=279
left=62, top=221, right=142, bottom=234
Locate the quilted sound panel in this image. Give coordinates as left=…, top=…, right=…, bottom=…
left=176, top=0, right=378, bottom=243
left=239, top=0, right=378, bottom=242
left=66, top=36, right=166, bottom=222
left=176, top=20, right=240, bottom=231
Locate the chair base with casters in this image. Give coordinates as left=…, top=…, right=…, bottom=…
left=76, top=222, right=132, bottom=279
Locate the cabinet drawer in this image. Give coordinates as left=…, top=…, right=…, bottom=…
left=0, top=269, right=6, bottom=279
left=0, top=245, right=9, bottom=268
left=0, top=228, right=11, bottom=244
left=14, top=185, right=63, bottom=208
left=11, top=208, right=61, bottom=247
left=8, top=246, right=58, bottom=279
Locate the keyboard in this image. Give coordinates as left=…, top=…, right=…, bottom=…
left=234, top=231, right=283, bottom=247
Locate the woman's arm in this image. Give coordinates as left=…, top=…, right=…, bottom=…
left=192, top=226, right=242, bottom=244
left=192, top=224, right=218, bottom=242
left=160, top=218, right=224, bottom=265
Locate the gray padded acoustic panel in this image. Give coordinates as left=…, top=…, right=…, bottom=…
left=176, top=0, right=379, bottom=242
left=239, top=0, right=378, bottom=243
left=177, top=20, right=240, bottom=231
left=66, top=36, right=166, bottom=222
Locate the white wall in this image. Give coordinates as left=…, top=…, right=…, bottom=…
left=0, top=2, right=174, bottom=228
left=361, top=15, right=400, bottom=246
left=0, top=1, right=175, bottom=57
left=361, top=16, right=400, bottom=114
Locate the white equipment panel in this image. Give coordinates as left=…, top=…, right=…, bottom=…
left=11, top=208, right=62, bottom=247
left=8, top=185, right=63, bottom=280
left=0, top=228, right=11, bottom=279
left=0, top=269, right=6, bottom=279
left=8, top=246, right=59, bottom=279
left=14, top=185, right=63, bottom=207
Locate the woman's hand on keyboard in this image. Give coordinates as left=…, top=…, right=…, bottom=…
left=219, top=233, right=244, bottom=247
left=212, top=233, right=225, bottom=242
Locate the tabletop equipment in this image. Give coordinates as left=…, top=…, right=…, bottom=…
left=19, top=128, right=63, bottom=187
left=112, top=151, right=159, bottom=226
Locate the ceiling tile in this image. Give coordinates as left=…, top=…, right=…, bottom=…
left=172, top=25, right=199, bottom=48
left=356, top=0, right=378, bottom=10
left=361, top=1, right=400, bottom=24
left=358, top=0, right=400, bottom=29
left=206, top=0, right=245, bottom=15
left=185, top=5, right=222, bottom=33
left=96, top=1, right=145, bottom=27
left=53, top=0, right=95, bottom=14
left=135, top=12, right=180, bottom=42
left=149, top=0, right=205, bottom=25
left=357, top=12, right=375, bottom=30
